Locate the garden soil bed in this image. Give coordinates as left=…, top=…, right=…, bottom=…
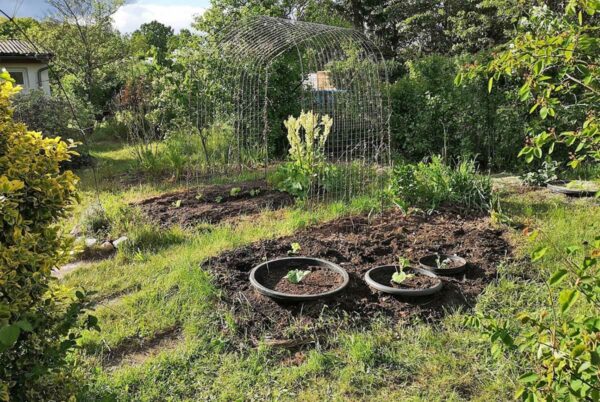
left=204, top=209, right=511, bottom=340
left=135, top=180, right=293, bottom=227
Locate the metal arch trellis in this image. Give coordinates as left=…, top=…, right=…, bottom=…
left=199, top=15, right=391, bottom=204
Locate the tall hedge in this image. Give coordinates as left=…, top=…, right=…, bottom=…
left=389, top=54, right=529, bottom=171
left=0, top=69, right=92, bottom=400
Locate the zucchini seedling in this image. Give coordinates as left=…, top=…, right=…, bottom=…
left=288, top=242, right=301, bottom=255
left=435, top=254, right=452, bottom=269
left=286, top=269, right=311, bottom=284
left=391, top=256, right=413, bottom=284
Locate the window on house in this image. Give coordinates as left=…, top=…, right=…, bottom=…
left=7, top=70, right=27, bottom=88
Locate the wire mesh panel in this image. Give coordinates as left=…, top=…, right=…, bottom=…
left=203, top=16, right=391, bottom=203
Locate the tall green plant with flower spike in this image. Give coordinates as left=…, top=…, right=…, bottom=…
left=275, top=111, right=333, bottom=197
left=284, top=110, right=333, bottom=170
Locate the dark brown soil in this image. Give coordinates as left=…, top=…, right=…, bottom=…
left=370, top=268, right=441, bottom=289
left=261, top=266, right=343, bottom=295
left=135, top=180, right=293, bottom=228
left=204, top=209, right=511, bottom=340
left=395, top=274, right=439, bottom=288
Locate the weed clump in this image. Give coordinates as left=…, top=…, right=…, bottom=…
left=520, top=160, right=559, bottom=187
left=391, top=156, right=491, bottom=213
left=117, top=224, right=187, bottom=261
left=79, top=203, right=111, bottom=237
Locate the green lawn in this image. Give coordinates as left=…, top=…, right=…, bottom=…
left=62, top=141, right=600, bottom=401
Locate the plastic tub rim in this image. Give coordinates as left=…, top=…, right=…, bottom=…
left=249, top=256, right=350, bottom=301
left=364, top=265, right=443, bottom=296
left=547, top=180, right=599, bottom=196
left=419, top=254, right=467, bottom=275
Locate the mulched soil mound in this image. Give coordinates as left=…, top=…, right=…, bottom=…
left=135, top=180, right=293, bottom=228
left=204, top=209, right=511, bottom=340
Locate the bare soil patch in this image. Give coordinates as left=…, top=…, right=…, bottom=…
left=204, top=209, right=510, bottom=340
left=135, top=180, right=293, bottom=228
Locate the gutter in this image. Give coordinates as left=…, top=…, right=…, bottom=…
left=37, top=65, right=49, bottom=91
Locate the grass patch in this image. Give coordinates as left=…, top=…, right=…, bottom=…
left=61, top=159, right=599, bottom=400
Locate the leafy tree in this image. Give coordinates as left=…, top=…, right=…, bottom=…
left=384, top=0, right=511, bottom=59
left=131, top=20, right=174, bottom=65
left=0, top=17, right=40, bottom=39
left=461, top=1, right=599, bottom=168
left=167, top=28, right=193, bottom=51
left=0, top=70, right=97, bottom=401
left=40, top=0, right=128, bottom=118
left=194, top=0, right=292, bottom=35
left=390, top=54, right=528, bottom=170
left=195, top=0, right=355, bottom=35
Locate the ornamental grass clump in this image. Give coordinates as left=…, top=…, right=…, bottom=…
left=391, top=156, right=491, bottom=213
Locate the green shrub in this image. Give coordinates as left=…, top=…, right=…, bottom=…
left=520, top=160, right=559, bottom=187
left=0, top=70, right=96, bottom=401
left=391, top=156, right=491, bottom=212
left=389, top=55, right=528, bottom=171
left=11, top=90, right=93, bottom=169
left=11, top=90, right=78, bottom=140
left=467, top=237, right=600, bottom=401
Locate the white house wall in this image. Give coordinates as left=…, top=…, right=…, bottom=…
left=2, top=62, right=51, bottom=95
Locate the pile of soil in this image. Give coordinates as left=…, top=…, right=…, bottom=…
left=135, top=180, right=293, bottom=227
left=260, top=266, right=343, bottom=295
left=204, top=210, right=511, bottom=340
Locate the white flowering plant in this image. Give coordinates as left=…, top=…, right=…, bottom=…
left=274, top=111, right=334, bottom=198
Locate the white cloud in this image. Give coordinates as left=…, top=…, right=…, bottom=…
left=113, top=4, right=206, bottom=33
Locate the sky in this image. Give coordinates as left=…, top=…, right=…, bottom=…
left=2, top=0, right=209, bottom=33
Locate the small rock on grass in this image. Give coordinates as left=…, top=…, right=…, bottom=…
left=85, top=238, right=97, bottom=247
left=112, top=236, right=128, bottom=248
left=100, top=241, right=115, bottom=251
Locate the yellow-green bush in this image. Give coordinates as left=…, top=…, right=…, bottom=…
left=0, top=70, right=93, bottom=400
